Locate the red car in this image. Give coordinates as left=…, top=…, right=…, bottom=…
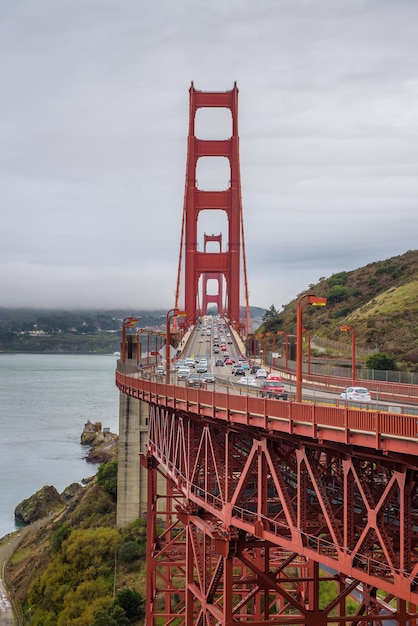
left=224, top=358, right=235, bottom=365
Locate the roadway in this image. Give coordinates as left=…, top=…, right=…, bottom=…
left=167, top=316, right=418, bottom=415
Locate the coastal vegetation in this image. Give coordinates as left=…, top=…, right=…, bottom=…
left=7, top=460, right=147, bottom=625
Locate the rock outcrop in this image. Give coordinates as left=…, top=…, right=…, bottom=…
left=81, top=420, right=118, bottom=464
left=60, top=482, right=84, bottom=503
left=14, top=485, right=64, bottom=524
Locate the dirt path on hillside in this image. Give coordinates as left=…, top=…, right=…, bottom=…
left=0, top=515, right=55, bottom=625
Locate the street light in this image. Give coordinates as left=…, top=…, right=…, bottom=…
left=302, top=328, right=311, bottom=376
left=255, top=333, right=265, bottom=365
left=296, top=295, right=326, bottom=402
left=121, top=317, right=139, bottom=364
left=166, top=308, right=186, bottom=381
left=340, top=324, right=356, bottom=382
left=277, top=330, right=289, bottom=371
left=136, top=328, right=148, bottom=366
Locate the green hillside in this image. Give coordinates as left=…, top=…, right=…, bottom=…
left=259, top=249, right=418, bottom=367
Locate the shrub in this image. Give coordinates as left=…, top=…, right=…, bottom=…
left=97, top=459, right=118, bottom=500
left=326, top=285, right=351, bottom=304
left=365, top=352, right=398, bottom=371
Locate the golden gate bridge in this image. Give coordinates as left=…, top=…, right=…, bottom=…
left=116, top=83, right=418, bottom=625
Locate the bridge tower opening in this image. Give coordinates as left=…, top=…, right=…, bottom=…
left=200, top=233, right=223, bottom=316
left=175, top=82, right=251, bottom=333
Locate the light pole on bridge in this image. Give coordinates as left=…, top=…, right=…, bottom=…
left=121, top=317, right=139, bottom=364
left=277, top=330, right=289, bottom=371
left=340, top=324, right=356, bottom=383
left=296, top=295, right=326, bottom=402
left=166, top=308, right=187, bottom=382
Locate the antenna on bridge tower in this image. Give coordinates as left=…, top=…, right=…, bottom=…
left=174, top=82, right=251, bottom=333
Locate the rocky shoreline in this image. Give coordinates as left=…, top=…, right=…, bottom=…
left=80, top=420, right=119, bottom=463
left=13, top=422, right=118, bottom=526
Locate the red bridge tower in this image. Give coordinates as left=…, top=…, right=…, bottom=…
left=175, top=82, right=251, bottom=331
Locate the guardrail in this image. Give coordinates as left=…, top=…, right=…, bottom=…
left=116, top=371, right=418, bottom=457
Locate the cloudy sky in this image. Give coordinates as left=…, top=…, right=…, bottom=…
left=1, top=0, right=417, bottom=313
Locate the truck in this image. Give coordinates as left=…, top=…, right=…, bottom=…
left=260, top=375, right=288, bottom=400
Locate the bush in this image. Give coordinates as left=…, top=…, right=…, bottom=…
left=365, top=352, right=398, bottom=371
left=97, top=459, right=118, bottom=500
left=326, top=285, right=351, bottom=304
left=114, top=588, right=145, bottom=621
left=118, top=541, right=141, bottom=564
left=50, top=523, right=72, bottom=553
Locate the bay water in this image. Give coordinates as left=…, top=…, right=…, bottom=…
left=0, top=353, right=120, bottom=539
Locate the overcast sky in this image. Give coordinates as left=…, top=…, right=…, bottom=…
left=1, top=0, right=417, bottom=313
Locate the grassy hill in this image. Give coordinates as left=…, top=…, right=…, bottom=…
left=259, top=249, right=418, bottom=367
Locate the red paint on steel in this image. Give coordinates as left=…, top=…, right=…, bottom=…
left=174, top=82, right=251, bottom=331
left=117, top=371, right=418, bottom=623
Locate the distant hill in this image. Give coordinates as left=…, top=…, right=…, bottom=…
left=1, top=249, right=417, bottom=366
left=257, top=249, right=418, bottom=366
left=0, top=307, right=266, bottom=354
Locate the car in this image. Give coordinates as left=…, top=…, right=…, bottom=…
left=241, top=362, right=250, bottom=370
left=260, top=378, right=287, bottom=400
left=196, top=363, right=207, bottom=373
left=340, top=387, right=371, bottom=402
left=177, top=367, right=191, bottom=380
left=202, top=372, right=215, bottom=384
left=234, top=367, right=245, bottom=376
left=156, top=366, right=166, bottom=376
left=237, top=376, right=258, bottom=387
left=213, top=347, right=219, bottom=353
left=224, top=358, right=235, bottom=365
left=187, top=373, right=203, bottom=387
left=255, top=369, right=267, bottom=378
left=251, top=365, right=260, bottom=374
left=198, top=339, right=203, bottom=343
left=215, top=359, right=224, bottom=366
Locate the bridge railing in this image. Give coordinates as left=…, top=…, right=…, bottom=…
left=116, top=371, right=418, bottom=456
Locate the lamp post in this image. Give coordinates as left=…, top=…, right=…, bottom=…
left=266, top=332, right=275, bottom=367
left=340, top=324, right=356, bottom=382
left=255, top=333, right=265, bottom=365
left=277, top=330, right=289, bottom=371
left=121, top=317, right=139, bottom=364
left=166, top=309, right=186, bottom=382
left=247, top=333, right=255, bottom=360
left=302, top=328, right=311, bottom=377
left=296, top=295, right=326, bottom=402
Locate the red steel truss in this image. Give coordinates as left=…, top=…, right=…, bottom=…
left=117, top=373, right=418, bottom=625
left=175, top=82, right=251, bottom=332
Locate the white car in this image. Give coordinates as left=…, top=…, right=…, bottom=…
left=255, top=369, right=267, bottom=378
left=237, top=376, right=258, bottom=387
left=340, top=387, right=371, bottom=402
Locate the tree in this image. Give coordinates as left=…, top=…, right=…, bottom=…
left=93, top=606, right=129, bottom=626
left=115, top=588, right=145, bottom=621
left=97, top=459, right=118, bottom=500
left=262, top=305, right=280, bottom=331
left=365, top=352, right=397, bottom=371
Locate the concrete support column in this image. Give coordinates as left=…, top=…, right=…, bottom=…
left=116, top=390, right=149, bottom=526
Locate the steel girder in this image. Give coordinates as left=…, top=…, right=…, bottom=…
left=144, top=404, right=418, bottom=624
